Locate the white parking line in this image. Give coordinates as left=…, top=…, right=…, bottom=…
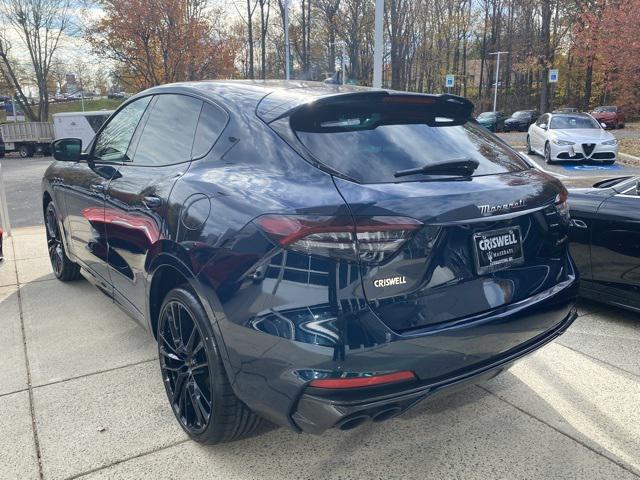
left=518, top=151, right=570, bottom=179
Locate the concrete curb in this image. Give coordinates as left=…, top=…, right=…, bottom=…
left=620, top=152, right=640, bottom=162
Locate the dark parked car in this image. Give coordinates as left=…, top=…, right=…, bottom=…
left=591, top=106, right=625, bottom=129
left=504, top=110, right=539, bottom=132
left=569, top=176, right=640, bottom=312
left=476, top=111, right=506, bottom=132
left=43, top=81, right=578, bottom=444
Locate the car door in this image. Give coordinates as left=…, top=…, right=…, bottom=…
left=103, top=93, right=205, bottom=321
left=64, top=96, right=152, bottom=292
left=531, top=114, right=548, bottom=151
left=590, top=182, right=640, bottom=307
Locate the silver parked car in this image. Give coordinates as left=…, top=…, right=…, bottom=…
left=527, top=112, right=618, bottom=164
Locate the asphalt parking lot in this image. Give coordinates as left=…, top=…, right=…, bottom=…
left=1, top=137, right=640, bottom=479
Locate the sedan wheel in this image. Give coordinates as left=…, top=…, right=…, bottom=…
left=45, top=203, right=81, bottom=281
left=527, top=136, right=534, bottom=155
left=544, top=142, right=553, bottom=164
left=158, top=286, right=262, bottom=444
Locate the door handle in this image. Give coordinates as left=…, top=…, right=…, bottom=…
left=90, top=183, right=105, bottom=193
left=142, top=196, right=162, bottom=210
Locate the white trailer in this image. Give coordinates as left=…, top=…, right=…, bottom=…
left=0, top=122, right=54, bottom=157
left=52, top=110, right=114, bottom=151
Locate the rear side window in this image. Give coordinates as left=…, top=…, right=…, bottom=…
left=134, top=94, right=203, bottom=166
left=290, top=100, right=529, bottom=183
left=192, top=102, right=227, bottom=158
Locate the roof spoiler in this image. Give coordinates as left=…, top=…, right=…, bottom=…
left=257, top=90, right=475, bottom=124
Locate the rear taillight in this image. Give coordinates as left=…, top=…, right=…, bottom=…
left=555, top=190, right=570, bottom=224
left=308, top=370, right=416, bottom=389
left=254, top=215, right=422, bottom=264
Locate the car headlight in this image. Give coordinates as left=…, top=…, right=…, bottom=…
left=601, top=138, right=618, bottom=146
left=552, top=139, right=575, bottom=146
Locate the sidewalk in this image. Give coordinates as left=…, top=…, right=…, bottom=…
left=1, top=226, right=639, bottom=479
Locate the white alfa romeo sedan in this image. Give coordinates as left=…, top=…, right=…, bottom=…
left=527, top=112, right=618, bottom=164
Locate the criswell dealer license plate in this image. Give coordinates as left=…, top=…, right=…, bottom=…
left=473, top=226, right=524, bottom=275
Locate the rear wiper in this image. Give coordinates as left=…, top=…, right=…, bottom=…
left=394, top=158, right=480, bottom=178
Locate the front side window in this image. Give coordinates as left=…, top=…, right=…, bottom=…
left=133, top=94, right=203, bottom=166
left=536, top=114, right=549, bottom=127
left=93, top=97, right=151, bottom=162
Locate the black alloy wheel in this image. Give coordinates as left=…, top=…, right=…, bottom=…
left=45, top=202, right=81, bottom=281
left=158, top=286, right=262, bottom=444
left=159, top=298, right=213, bottom=435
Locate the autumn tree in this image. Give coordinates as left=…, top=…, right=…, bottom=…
left=87, top=0, right=237, bottom=90
left=0, top=0, right=73, bottom=120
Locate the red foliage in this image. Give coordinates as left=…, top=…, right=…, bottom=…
left=574, top=0, right=640, bottom=115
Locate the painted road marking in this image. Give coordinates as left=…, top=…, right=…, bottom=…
left=562, top=164, right=622, bottom=171
left=517, top=152, right=570, bottom=178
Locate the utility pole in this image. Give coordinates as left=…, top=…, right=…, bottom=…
left=372, top=0, right=384, bottom=88
left=284, top=0, right=290, bottom=80
left=341, top=41, right=346, bottom=85
left=489, top=51, right=508, bottom=112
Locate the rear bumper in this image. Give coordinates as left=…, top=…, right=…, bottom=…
left=290, top=274, right=578, bottom=434
left=504, top=123, right=528, bottom=131
left=293, top=305, right=576, bottom=433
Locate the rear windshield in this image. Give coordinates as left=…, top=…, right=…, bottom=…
left=290, top=101, right=529, bottom=183
left=594, top=106, right=616, bottom=113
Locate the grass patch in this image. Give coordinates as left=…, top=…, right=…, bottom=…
left=619, top=138, right=640, bottom=165
left=0, top=98, right=124, bottom=122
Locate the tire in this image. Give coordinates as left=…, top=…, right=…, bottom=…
left=544, top=142, right=553, bottom=164
left=526, top=136, right=534, bottom=155
left=18, top=145, right=32, bottom=158
left=157, top=286, right=263, bottom=444
left=45, top=202, right=82, bottom=281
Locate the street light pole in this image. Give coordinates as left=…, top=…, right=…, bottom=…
left=284, top=0, right=290, bottom=80
left=372, top=0, right=384, bottom=88
left=489, top=51, right=508, bottom=112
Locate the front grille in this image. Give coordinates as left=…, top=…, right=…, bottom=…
left=557, top=152, right=584, bottom=160
left=582, top=143, right=596, bottom=157
left=592, top=152, right=615, bottom=159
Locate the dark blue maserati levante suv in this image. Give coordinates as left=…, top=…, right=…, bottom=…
left=43, top=81, right=578, bottom=443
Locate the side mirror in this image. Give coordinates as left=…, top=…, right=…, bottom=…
left=600, top=122, right=607, bottom=129
left=540, top=123, right=548, bottom=130
left=52, top=138, right=83, bottom=162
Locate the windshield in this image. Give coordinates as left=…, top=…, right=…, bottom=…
left=477, top=112, right=495, bottom=119
left=549, top=115, right=600, bottom=130
left=289, top=102, right=529, bottom=184
left=593, top=106, right=616, bottom=113
left=512, top=111, right=530, bottom=119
